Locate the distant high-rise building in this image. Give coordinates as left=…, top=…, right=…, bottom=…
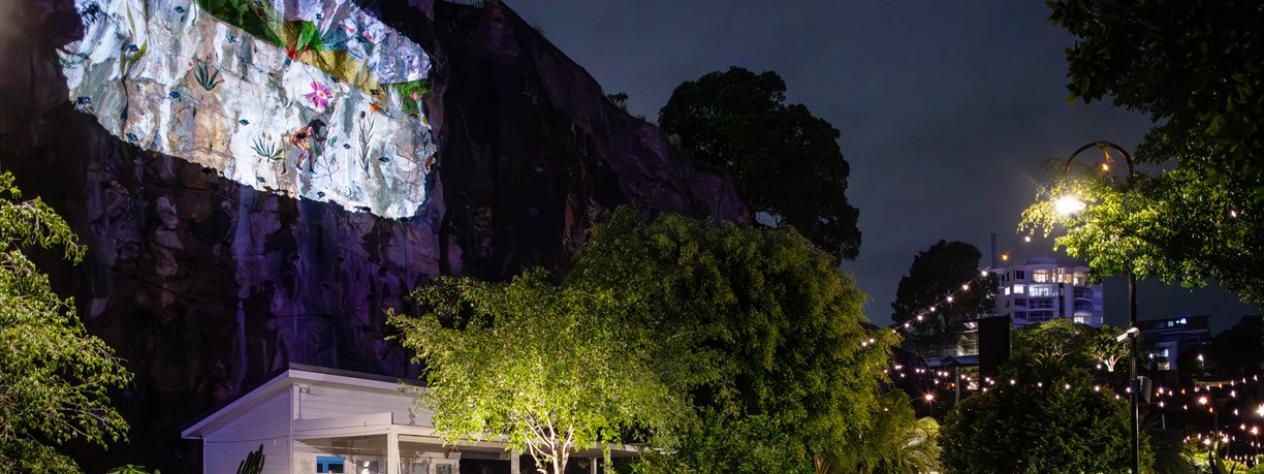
left=1137, top=315, right=1212, bottom=372
left=990, top=256, right=1104, bottom=328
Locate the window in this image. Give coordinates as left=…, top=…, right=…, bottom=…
left=411, top=460, right=457, bottom=474
left=1003, top=287, right=1011, bottom=296
left=1029, top=298, right=1053, bottom=309
left=1014, top=298, right=1027, bottom=307
left=1028, top=310, right=1053, bottom=321
left=1029, top=285, right=1054, bottom=297
left=317, top=456, right=346, bottom=474
left=1032, top=269, right=1049, bottom=283
left=1013, top=284, right=1026, bottom=295
left=1014, top=270, right=1026, bottom=280
left=1074, top=316, right=1086, bottom=324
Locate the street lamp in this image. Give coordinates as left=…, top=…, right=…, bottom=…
left=1057, top=140, right=1142, bottom=474
left=1054, top=195, right=1087, bottom=216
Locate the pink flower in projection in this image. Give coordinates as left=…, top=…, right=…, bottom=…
left=304, top=81, right=334, bottom=110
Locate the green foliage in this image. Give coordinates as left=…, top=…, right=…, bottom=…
left=832, top=390, right=941, bottom=474
left=1086, top=323, right=1131, bottom=373
left=940, top=320, right=1146, bottom=473
left=1020, top=165, right=1263, bottom=303
left=284, top=21, right=325, bottom=54
left=196, top=0, right=284, bottom=47
left=1181, top=436, right=1262, bottom=474
left=388, top=79, right=430, bottom=116
left=388, top=267, right=698, bottom=474
left=568, top=208, right=894, bottom=473
left=0, top=172, right=131, bottom=472
left=890, top=240, right=997, bottom=336
left=1031, top=0, right=1264, bottom=303
left=659, top=67, right=862, bottom=261
left=236, top=444, right=265, bottom=474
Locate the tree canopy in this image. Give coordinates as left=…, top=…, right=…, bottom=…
left=940, top=319, right=1144, bottom=473
left=388, top=268, right=699, bottom=474
left=1023, top=0, right=1264, bottom=303
left=0, top=171, right=131, bottom=472
left=568, top=208, right=893, bottom=473
left=659, top=67, right=862, bottom=261
left=890, top=240, right=997, bottom=336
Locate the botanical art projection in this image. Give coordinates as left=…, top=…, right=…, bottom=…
left=61, top=0, right=436, bottom=218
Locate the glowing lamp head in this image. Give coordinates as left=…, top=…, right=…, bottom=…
left=1198, top=396, right=1209, bottom=406
left=924, top=393, right=935, bottom=402
left=1054, top=195, right=1087, bottom=216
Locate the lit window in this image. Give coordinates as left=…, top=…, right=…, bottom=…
left=1004, top=287, right=1011, bottom=296
left=1032, top=269, right=1049, bottom=283
left=1013, top=284, right=1025, bottom=294
left=1074, top=316, right=1086, bottom=324
left=317, top=456, right=346, bottom=474
left=1029, top=285, right=1054, bottom=297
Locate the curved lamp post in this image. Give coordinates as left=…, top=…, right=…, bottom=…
left=1057, top=140, right=1142, bottom=474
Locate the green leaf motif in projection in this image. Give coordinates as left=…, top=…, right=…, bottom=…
left=61, top=0, right=437, bottom=218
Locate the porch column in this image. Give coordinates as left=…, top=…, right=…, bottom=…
left=590, top=457, right=598, bottom=474
left=387, top=429, right=400, bottom=474
left=510, top=450, right=521, bottom=474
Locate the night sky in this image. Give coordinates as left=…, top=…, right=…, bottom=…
left=508, top=0, right=1260, bottom=332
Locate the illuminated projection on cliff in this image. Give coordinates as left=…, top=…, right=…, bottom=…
left=61, top=0, right=436, bottom=218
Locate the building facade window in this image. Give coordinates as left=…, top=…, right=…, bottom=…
left=1029, top=285, right=1054, bottom=297
left=317, top=456, right=346, bottom=473
left=1032, top=269, right=1049, bottom=283
left=1013, top=284, right=1026, bottom=295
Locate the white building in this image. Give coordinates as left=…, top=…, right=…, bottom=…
left=991, top=256, right=1104, bottom=328
left=182, top=364, right=626, bottom=474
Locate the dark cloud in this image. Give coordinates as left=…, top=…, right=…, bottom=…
left=507, top=0, right=1260, bottom=332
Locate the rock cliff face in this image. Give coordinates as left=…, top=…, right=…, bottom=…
left=0, top=0, right=747, bottom=470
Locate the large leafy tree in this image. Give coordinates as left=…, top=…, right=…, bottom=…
left=1023, top=0, right=1264, bottom=303
left=0, top=171, right=131, bottom=471
left=388, top=268, right=699, bottom=474
left=940, top=319, right=1145, bottom=473
left=569, top=208, right=894, bottom=473
left=890, top=240, right=997, bottom=336
left=659, top=67, right=862, bottom=261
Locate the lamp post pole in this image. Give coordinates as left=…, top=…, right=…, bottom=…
left=1062, top=141, right=1141, bottom=474
left=1128, top=271, right=1139, bottom=474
